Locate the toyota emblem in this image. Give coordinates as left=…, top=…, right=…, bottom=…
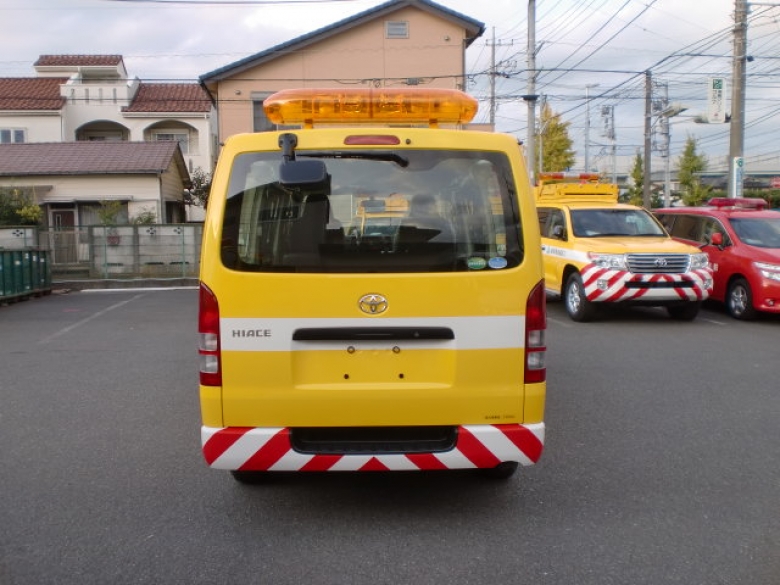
left=358, top=294, right=388, bottom=314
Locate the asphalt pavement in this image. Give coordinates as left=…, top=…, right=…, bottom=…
left=1, top=289, right=778, bottom=585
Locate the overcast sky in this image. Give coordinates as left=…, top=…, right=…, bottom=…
left=3, top=0, right=778, bottom=174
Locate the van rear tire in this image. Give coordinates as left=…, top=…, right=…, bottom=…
left=667, top=302, right=700, bottom=321
left=230, top=470, right=268, bottom=484
left=479, top=461, right=519, bottom=479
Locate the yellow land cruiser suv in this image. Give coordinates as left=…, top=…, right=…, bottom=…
left=535, top=173, right=712, bottom=322
left=198, top=88, right=547, bottom=482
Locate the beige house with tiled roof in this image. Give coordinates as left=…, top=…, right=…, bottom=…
left=0, top=54, right=217, bottom=225
left=200, top=0, right=485, bottom=141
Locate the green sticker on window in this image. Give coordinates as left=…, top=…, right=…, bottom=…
left=467, top=257, right=487, bottom=270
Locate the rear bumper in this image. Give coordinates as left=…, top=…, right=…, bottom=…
left=201, top=423, right=545, bottom=472
left=582, top=265, right=712, bottom=303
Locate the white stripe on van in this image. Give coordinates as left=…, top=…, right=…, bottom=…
left=220, top=316, right=525, bottom=352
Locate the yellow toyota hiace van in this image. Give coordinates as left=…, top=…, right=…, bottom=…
left=198, top=88, right=547, bottom=482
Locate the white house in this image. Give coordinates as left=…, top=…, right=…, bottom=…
left=0, top=54, right=218, bottom=225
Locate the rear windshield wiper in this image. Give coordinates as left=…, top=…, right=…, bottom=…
left=299, top=151, right=409, bottom=168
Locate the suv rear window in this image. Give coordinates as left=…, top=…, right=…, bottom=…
left=220, top=150, right=523, bottom=273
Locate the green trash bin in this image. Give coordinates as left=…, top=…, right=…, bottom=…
left=0, top=251, right=20, bottom=299
left=38, top=250, right=52, bottom=291
left=0, top=251, right=7, bottom=299
left=29, top=250, right=40, bottom=292
left=21, top=251, right=32, bottom=293
left=11, top=251, right=24, bottom=297
left=0, top=249, right=52, bottom=301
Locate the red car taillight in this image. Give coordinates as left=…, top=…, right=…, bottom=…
left=524, top=280, right=547, bottom=384
left=198, top=283, right=222, bottom=386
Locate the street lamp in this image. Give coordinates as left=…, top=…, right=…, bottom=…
left=643, top=69, right=686, bottom=209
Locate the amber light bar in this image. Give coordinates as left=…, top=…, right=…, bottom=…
left=264, top=87, right=478, bottom=127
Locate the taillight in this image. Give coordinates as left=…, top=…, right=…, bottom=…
left=525, top=280, right=547, bottom=384
left=198, top=283, right=222, bottom=386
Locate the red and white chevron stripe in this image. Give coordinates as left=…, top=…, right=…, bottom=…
left=581, top=264, right=712, bottom=303
left=202, top=424, right=545, bottom=472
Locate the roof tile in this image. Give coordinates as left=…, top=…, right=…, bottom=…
left=0, top=78, right=67, bottom=110
left=0, top=142, right=183, bottom=176
left=124, top=83, right=212, bottom=113
left=34, top=55, right=124, bottom=67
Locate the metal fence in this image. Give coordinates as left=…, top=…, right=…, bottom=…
left=0, top=224, right=202, bottom=281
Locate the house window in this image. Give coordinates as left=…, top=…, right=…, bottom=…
left=252, top=93, right=274, bottom=132
left=84, top=133, right=124, bottom=141
left=154, top=132, right=190, bottom=154
left=386, top=21, right=409, bottom=39
left=0, top=128, right=26, bottom=143
left=79, top=203, right=129, bottom=226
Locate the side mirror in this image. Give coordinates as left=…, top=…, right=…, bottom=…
left=710, top=232, right=723, bottom=247
left=278, top=159, right=330, bottom=195
left=552, top=224, right=565, bottom=240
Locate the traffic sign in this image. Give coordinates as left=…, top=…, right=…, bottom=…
left=708, top=77, right=726, bottom=123
left=732, top=156, right=744, bottom=199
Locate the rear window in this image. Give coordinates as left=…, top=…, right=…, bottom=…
left=220, top=149, right=524, bottom=273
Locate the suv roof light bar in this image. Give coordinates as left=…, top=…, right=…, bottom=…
left=707, top=197, right=767, bottom=210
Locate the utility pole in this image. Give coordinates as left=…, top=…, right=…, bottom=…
left=643, top=70, right=652, bottom=209
left=601, top=105, right=617, bottom=183
left=584, top=84, right=599, bottom=172
left=524, top=0, right=538, bottom=185
left=486, top=29, right=513, bottom=130
left=728, top=0, right=749, bottom=198
left=489, top=27, right=496, bottom=127
left=538, top=95, right=547, bottom=173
